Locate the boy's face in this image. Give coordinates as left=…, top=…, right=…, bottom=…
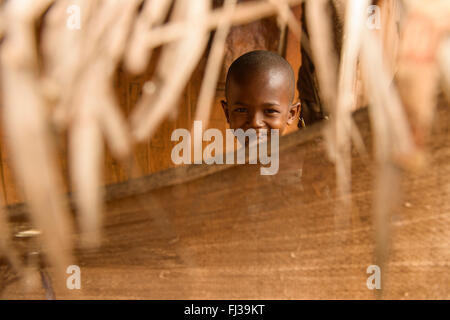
left=221, top=69, right=300, bottom=135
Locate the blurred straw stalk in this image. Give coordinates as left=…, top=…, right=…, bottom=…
left=0, top=0, right=75, bottom=287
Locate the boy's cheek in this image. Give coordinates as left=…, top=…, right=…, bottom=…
left=265, top=118, right=286, bottom=130
left=228, top=116, right=246, bottom=129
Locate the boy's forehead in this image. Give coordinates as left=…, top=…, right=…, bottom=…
left=226, top=68, right=291, bottom=101
left=231, top=66, right=287, bottom=84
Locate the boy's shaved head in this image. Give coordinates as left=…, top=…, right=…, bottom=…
left=225, top=50, right=296, bottom=102
left=222, top=50, right=300, bottom=135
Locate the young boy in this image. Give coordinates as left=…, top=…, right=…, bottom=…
left=221, top=50, right=300, bottom=136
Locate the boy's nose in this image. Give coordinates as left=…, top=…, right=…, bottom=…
left=249, top=112, right=265, bottom=129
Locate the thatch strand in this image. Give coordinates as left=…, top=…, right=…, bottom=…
left=44, top=0, right=139, bottom=247
left=305, top=0, right=338, bottom=112
left=1, top=0, right=74, bottom=286
left=327, top=0, right=370, bottom=243
left=396, top=0, right=450, bottom=156
left=130, top=0, right=211, bottom=142
left=125, top=0, right=173, bottom=74
left=194, top=0, right=237, bottom=130
left=269, top=0, right=302, bottom=40
left=360, top=28, right=415, bottom=296
left=306, top=0, right=368, bottom=167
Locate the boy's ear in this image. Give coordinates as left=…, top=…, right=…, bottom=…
left=221, top=100, right=230, bottom=123
left=287, top=101, right=301, bottom=125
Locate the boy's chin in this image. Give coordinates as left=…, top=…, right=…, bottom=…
left=256, top=132, right=269, bottom=143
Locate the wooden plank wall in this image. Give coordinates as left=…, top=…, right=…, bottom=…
left=0, top=6, right=302, bottom=206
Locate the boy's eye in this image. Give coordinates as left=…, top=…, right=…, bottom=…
left=264, top=109, right=280, bottom=114
left=233, top=107, right=248, bottom=113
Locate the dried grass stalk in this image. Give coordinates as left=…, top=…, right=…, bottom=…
left=269, top=0, right=302, bottom=40
left=194, top=0, right=237, bottom=130
left=93, top=0, right=139, bottom=160
left=397, top=0, right=450, bottom=154
left=1, top=0, right=74, bottom=286
left=125, top=0, right=173, bottom=74
left=41, top=0, right=98, bottom=129
left=361, top=32, right=415, bottom=164
left=306, top=0, right=368, bottom=164
left=64, top=1, right=139, bottom=246
left=360, top=29, right=416, bottom=291
left=131, top=0, right=211, bottom=142
left=305, top=0, right=338, bottom=112
left=69, top=88, right=104, bottom=247
left=333, top=0, right=370, bottom=203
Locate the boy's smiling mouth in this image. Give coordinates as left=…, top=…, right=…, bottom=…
left=170, top=121, right=280, bottom=176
